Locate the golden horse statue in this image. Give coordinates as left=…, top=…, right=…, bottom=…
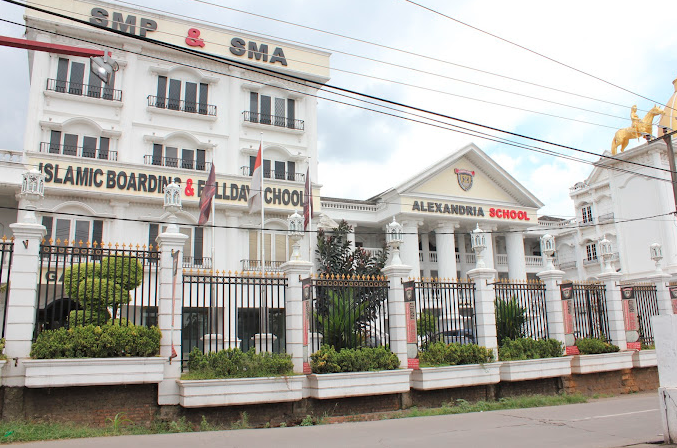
left=611, top=105, right=664, bottom=155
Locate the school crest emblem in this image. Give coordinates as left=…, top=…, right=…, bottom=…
left=454, top=168, right=475, bottom=191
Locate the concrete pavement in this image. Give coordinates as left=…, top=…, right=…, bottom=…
left=15, top=392, right=670, bottom=447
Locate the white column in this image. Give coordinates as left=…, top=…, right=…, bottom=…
left=346, top=222, right=356, bottom=251
left=227, top=68, right=243, bottom=174
left=420, top=232, right=430, bottom=278
left=109, top=201, right=129, bottom=243
left=156, top=231, right=188, bottom=405
left=400, top=220, right=421, bottom=279
left=648, top=272, right=673, bottom=316
left=382, top=264, right=412, bottom=367
left=4, top=223, right=45, bottom=387
left=537, top=269, right=566, bottom=347
left=280, top=260, right=312, bottom=373
left=484, top=227, right=496, bottom=271
left=467, top=266, right=498, bottom=353
left=436, top=221, right=458, bottom=280
left=653, top=315, right=677, bottom=443
left=458, top=233, right=468, bottom=278
left=596, top=271, right=627, bottom=350
left=505, top=229, right=527, bottom=280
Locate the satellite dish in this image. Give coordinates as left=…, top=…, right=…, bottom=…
left=89, top=54, right=119, bottom=84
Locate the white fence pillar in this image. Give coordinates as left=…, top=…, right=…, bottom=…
left=156, top=231, right=187, bottom=406
left=3, top=223, right=45, bottom=387
left=383, top=264, right=412, bottom=367
left=537, top=269, right=566, bottom=348
left=281, top=260, right=312, bottom=374
left=596, top=272, right=627, bottom=350
left=467, top=267, right=498, bottom=354
left=653, top=315, right=677, bottom=443
left=648, top=273, right=673, bottom=316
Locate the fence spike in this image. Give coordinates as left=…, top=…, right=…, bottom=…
left=114, top=242, right=119, bottom=249
left=41, top=238, right=45, bottom=244
left=10, top=235, right=14, bottom=242
left=1, top=235, right=6, bottom=242
left=55, top=238, right=61, bottom=245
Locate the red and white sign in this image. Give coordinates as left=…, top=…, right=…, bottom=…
left=489, top=208, right=530, bottom=221
left=405, top=302, right=417, bottom=344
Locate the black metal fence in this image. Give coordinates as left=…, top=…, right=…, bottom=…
left=414, top=279, right=477, bottom=348
left=147, top=95, right=217, bottom=116
left=632, top=283, right=659, bottom=346
left=35, top=243, right=159, bottom=338
left=242, top=111, right=305, bottom=130
left=182, top=272, right=287, bottom=365
left=494, top=280, right=549, bottom=343
left=571, top=281, right=610, bottom=342
left=306, top=275, right=389, bottom=352
left=0, top=238, right=14, bottom=338
left=46, top=78, right=122, bottom=101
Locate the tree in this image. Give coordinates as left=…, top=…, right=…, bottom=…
left=314, top=221, right=389, bottom=349
left=63, top=255, right=143, bottom=326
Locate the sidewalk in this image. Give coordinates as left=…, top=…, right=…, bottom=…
left=14, top=392, right=672, bottom=448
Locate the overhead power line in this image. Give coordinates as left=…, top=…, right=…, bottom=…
left=4, top=0, right=674, bottom=181
left=401, top=0, right=673, bottom=112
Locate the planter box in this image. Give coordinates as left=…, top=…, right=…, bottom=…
left=23, top=357, right=165, bottom=388
left=307, top=369, right=412, bottom=399
left=411, top=363, right=501, bottom=391
left=178, top=375, right=303, bottom=408
left=571, top=351, right=634, bottom=374
left=499, top=357, right=572, bottom=382
left=632, top=349, right=657, bottom=368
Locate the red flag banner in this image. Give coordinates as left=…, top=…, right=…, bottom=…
left=198, top=163, right=216, bottom=226
left=248, top=144, right=263, bottom=214
left=303, top=166, right=312, bottom=230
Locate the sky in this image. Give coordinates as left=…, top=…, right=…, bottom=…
left=1, top=0, right=676, bottom=219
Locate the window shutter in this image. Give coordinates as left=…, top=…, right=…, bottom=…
left=42, top=216, right=54, bottom=241
left=68, top=62, right=85, bottom=95
left=49, top=130, right=62, bottom=154
left=102, top=69, right=116, bottom=100
left=260, top=95, right=271, bottom=124
left=152, top=144, right=163, bottom=165
left=275, top=234, right=286, bottom=262
left=274, top=98, right=285, bottom=126
left=249, top=156, right=256, bottom=176
left=182, top=149, right=194, bottom=170
left=87, top=67, right=103, bottom=98
left=249, top=91, right=259, bottom=122
left=180, top=227, right=192, bottom=261
left=92, top=220, right=103, bottom=246
left=83, top=136, right=97, bottom=158
left=196, top=149, right=206, bottom=171
left=55, top=219, right=71, bottom=245
left=98, top=137, right=110, bottom=160
left=63, top=134, right=78, bottom=156
left=193, top=227, right=203, bottom=262
left=185, top=82, right=197, bottom=113
left=274, top=161, right=285, bottom=180
left=249, top=230, right=258, bottom=262
left=263, top=159, right=271, bottom=179
left=148, top=223, right=159, bottom=250
left=287, top=99, right=296, bottom=129
left=74, top=220, right=90, bottom=245
left=264, top=233, right=272, bottom=262
left=287, top=161, right=295, bottom=181
left=156, top=76, right=167, bottom=107
left=168, top=79, right=181, bottom=110
left=56, top=58, right=69, bottom=92
left=199, top=83, right=209, bottom=115
left=165, top=147, right=178, bottom=167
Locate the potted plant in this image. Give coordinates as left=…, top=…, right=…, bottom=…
left=307, top=345, right=410, bottom=399
left=177, top=347, right=301, bottom=407
left=411, top=341, right=500, bottom=390
left=498, top=338, right=571, bottom=381
left=570, top=337, right=633, bottom=374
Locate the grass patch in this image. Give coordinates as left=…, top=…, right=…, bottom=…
left=385, top=394, right=588, bottom=420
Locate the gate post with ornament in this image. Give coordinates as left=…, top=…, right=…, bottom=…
left=537, top=234, right=569, bottom=353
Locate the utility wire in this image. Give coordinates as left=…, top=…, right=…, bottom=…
left=3, top=15, right=676, bottom=193
left=3, top=0, right=675, bottom=180
left=20, top=0, right=633, bottom=127
left=401, top=0, right=673, bottom=112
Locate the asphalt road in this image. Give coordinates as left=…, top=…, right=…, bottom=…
left=16, top=392, right=669, bottom=448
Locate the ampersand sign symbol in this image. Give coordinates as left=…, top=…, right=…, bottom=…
left=185, top=28, right=205, bottom=48
left=185, top=178, right=195, bottom=196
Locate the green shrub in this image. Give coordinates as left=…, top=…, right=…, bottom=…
left=495, top=297, right=526, bottom=343
left=418, top=341, right=494, bottom=367
left=310, top=345, right=400, bottom=373
left=498, top=338, right=563, bottom=361
left=184, top=347, right=293, bottom=379
left=30, top=324, right=161, bottom=359
left=68, top=308, right=112, bottom=327
left=99, top=256, right=144, bottom=291
left=575, top=337, right=619, bottom=355
left=417, top=310, right=438, bottom=341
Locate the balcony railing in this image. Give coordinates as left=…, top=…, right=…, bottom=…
left=39, top=142, right=118, bottom=161
left=558, top=260, right=577, bottom=270
left=525, top=255, right=543, bottom=267
left=143, top=155, right=211, bottom=172
left=598, top=212, right=614, bottom=224
left=46, top=78, right=122, bottom=101
left=147, top=95, right=217, bottom=116
left=243, top=111, right=304, bottom=131
left=582, top=257, right=599, bottom=266
left=241, top=259, right=284, bottom=272
left=183, top=256, right=212, bottom=269
left=240, top=166, right=305, bottom=182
